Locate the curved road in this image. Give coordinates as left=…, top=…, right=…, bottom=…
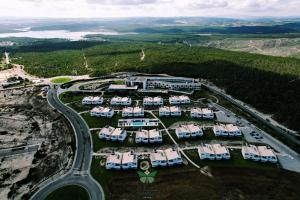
left=30, top=87, right=104, bottom=200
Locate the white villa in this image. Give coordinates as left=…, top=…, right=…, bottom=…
left=110, top=128, right=127, bottom=142
left=150, top=150, right=167, bottom=167
left=159, top=106, right=171, bottom=116
left=122, top=107, right=144, bottom=117
left=143, top=97, right=164, bottom=106
left=242, top=145, right=261, bottom=161
left=212, top=144, right=231, bottom=160
left=170, top=106, right=181, bottom=116
left=169, top=95, right=191, bottom=105
left=110, top=97, right=132, bottom=106
left=99, top=126, right=115, bottom=140
left=198, top=144, right=216, bottom=160
left=99, top=126, right=127, bottom=142
left=122, top=152, right=138, bottom=169
left=213, top=124, right=242, bottom=137
left=149, top=129, right=163, bottom=143
left=90, top=107, right=114, bottom=118
left=191, top=108, right=214, bottom=119
left=175, top=124, right=203, bottom=139
left=257, top=146, right=277, bottom=163
left=135, top=129, right=162, bottom=143
left=106, top=153, right=122, bottom=170
left=164, top=148, right=183, bottom=165
left=175, top=126, right=190, bottom=139
left=82, top=96, right=103, bottom=105
left=135, top=130, right=149, bottom=143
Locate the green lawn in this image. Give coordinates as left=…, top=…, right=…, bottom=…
left=51, top=77, right=72, bottom=84
left=81, top=112, right=122, bottom=128
left=44, top=185, right=89, bottom=200
left=184, top=149, right=278, bottom=169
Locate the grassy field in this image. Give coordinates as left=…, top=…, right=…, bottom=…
left=44, top=185, right=89, bottom=200
left=81, top=112, right=122, bottom=128
left=51, top=77, right=72, bottom=84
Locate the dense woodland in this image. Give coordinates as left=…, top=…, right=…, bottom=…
left=10, top=41, right=300, bottom=131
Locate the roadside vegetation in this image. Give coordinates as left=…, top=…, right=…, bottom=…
left=50, top=77, right=72, bottom=84
left=44, top=185, right=89, bottom=200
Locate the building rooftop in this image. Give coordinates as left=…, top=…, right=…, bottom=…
left=198, top=144, right=215, bottom=154
left=257, top=146, right=276, bottom=157
left=164, top=148, right=181, bottom=160
left=107, top=153, right=122, bottom=164
left=122, top=152, right=137, bottom=164
left=111, top=128, right=124, bottom=136
left=243, top=145, right=260, bottom=156
left=212, top=144, right=229, bottom=155
left=136, top=130, right=148, bottom=138
left=151, top=150, right=167, bottom=161
left=100, top=126, right=115, bottom=135
left=109, top=84, right=138, bottom=90
left=159, top=106, right=170, bottom=112
left=149, top=129, right=161, bottom=138
left=186, top=124, right=201, bottom=133
left=170, top=106, right=180, bottom=112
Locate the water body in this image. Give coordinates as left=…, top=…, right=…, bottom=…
left=0, top=29, right=136, bottom=40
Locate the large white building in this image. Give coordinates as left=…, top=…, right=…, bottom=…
left=99, top=126, right=127, bottom=142
left=90, top=107, right=114, bottom=118
left=135, top=129, right=162, bottom=143
left=150, top=150, right=167, bottom=167
left=213, top=124, right=242, bottom=137
left=164, top=148, right=183, bottom=165
left=191, top=108, right=214, bottom=119
left=122, top=107, right=144, bottom=117
left=110, top=97, right=132, bottom=106
left=82, top=96, right=103, bottom=105
left=169, top=95, right=191, bottom=105
left=143, top=97, right=164, bottom=106
left=126, top=76, right=201, bottom=90
left=159, top=106, right=181, bottom=117
left=175, top=124, right=203, bottom=139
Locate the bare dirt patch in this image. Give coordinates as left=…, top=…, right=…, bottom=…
left=0, top=87, right=74, bottom=200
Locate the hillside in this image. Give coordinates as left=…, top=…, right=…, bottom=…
left=10, top=42, right=300, bottom=132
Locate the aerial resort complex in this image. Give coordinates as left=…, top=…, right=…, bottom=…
left=58, top=74, right=285, bottom=176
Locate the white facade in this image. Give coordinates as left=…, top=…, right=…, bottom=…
left=122, top=152, right=138, bottom=169
left=135, top=129, right=162, bottom=143
left=110, top=97, right=132, bottom=106
left=175, top=124, right=203, bottom=139
left=198, top=144, right=216, bottom=160
left=170, top=106, right=181, bottom=116
left=143, top=97, right=164, bottom=106
left=190, top=108, right=214, bottom=119
left=90, top=107, right=114, bottom=118
left=169, top=95, right=190, bottom=105
left=211, top=144, right=230, bottom=160
left=213, top=124, right=242, bottom=137
left=257, top=146, right=277, bottom=163
left=106, top=153, right=122, bottom=170
left=110, top=128, right=127, bottom=142
left=99, top=126, right=126, bottom=142
left=242, top=145, right=261, bottom=161
left=164, top=148, right=183, bottom=165
left=150, top=150, right=167, bottom=167
left=122, top=107, right=144, bottom=117
left=159, top=106, right=171, bottom=117
left=82, top=96, right=103, bottom=105
left=99, top=126, right=115, bottom=140
left=135, top=130, right=149, bottom=143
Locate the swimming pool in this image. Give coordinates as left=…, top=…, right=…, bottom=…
left=133, top=121, right=144, bottom=126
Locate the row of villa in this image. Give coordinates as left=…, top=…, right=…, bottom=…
left=242, top=145, right=277, bottom=163
left=90, top=107, right=114, bottom=118
left=198, top=144, right=231, bottom=160
left=135, top=129, right=163, bottom=143
left=159, top=106, right=181, bottom=116
left=98, top=126, right=127, bottom=142
left=191, top=108, right=214, bottom=119
left=175, top=124, right=203, bottom=139
left=213, top=124, right=242, bottom=137
left=122, top=107, right=144, bottom=117
left=106, top=148, right=182, bottom=170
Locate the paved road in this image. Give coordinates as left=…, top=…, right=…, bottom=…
left=30, top=87, right=104, bottom=200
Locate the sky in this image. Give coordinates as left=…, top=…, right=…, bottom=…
left=1, top=0, right=300, bottom=18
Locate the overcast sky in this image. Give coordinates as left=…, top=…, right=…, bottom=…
left=1, top=0, right=300, bottom=18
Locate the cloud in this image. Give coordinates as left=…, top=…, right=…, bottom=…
left=86, top=0, right=172, bottom=5
left=189, top=0, right=228, bottom=9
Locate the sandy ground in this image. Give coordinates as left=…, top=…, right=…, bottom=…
left=0, top=87, right=74, bottom=200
